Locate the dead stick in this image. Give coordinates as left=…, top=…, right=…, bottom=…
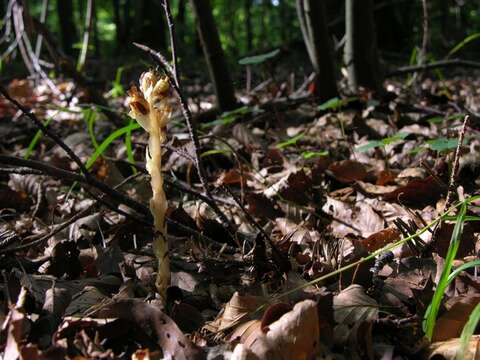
left=0, top=155, right=150, bottom=219
left=387, top=59, right=480, bottom=77
left=445, top=115, right=469, bottom=209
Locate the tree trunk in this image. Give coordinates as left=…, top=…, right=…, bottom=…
left=175, top=0, right=186, bottom=50
left=123, top=0, right=131, bottom=43
left=189, top=0, right=237, bottom=112
left=344, top=0, right=383, bottom=92
left=77, top=0, right=94, bottom=71
left=244, top=0, right=253, bottom=52
left=112, top=0, right=124, bottom=51
left=56, top=0, right=78, bottom=56
left=133, top=0, right=166, bottom=50
left=279, top=0, right=290, bottom=45
left=296, top=0, right=337, bottom=101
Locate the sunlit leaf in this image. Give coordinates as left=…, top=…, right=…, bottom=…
left=447, top=33, right=480, bottom=58
left=301, top=150, right=328, bottom=159
left=86, top=120, right=141, bottom=169
left=238, top=49, right=280, bottom=65
left=317, top=97, right=356, bottom=111
left=276, top=133, right=304, bottom=149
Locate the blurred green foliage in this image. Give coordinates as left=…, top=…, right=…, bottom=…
left=7, top=0, right=480, bottom=79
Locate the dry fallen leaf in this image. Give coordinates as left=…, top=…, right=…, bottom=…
left=333, top=284, right=378, bottom=346
left=233, top=299, right=321, bottom=360
left=93, top=299, right=204, bottom=359
left=428, top=335, right=480, bottom=360
left=383, top=176, right=445, bottom=206
left=328, top=160, right=367, bottom=184
left=359, top=227, right=401, bottom=252
left=323, top=197, right=384, bottom=238
left=204, top=292, right=265, bottom=333
left=433, top=294, right=480, bottom=342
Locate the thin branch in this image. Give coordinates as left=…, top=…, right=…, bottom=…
left=0, top=155, right=151, bottom=219
left=0, top=206, right=92, bottom=254
left=0, top=157, right=230, bottom=252
left=161, top=0, right=179, bottom=85
left=0, top=85, right=88, bottom=175
left=387, top=59, right=480, bottom=77
left=133, top=42, right=174, bottom=78
left=444, top=115, right=469, bottom=209
left=77, top=0, right=94, bottom=72
left=223, top=186, right=290, bottom=273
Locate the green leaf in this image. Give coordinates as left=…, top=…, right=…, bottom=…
left=424, top=202, right=467, bottom=340
left=238, top=49, right=280, bottom=65
left=427, top=137, right=459, bottom=152
left=301, top=150, right=328, bottom=159
left=24, top=117, right=53, bottom=160
left=110, top=66, right=125, bottom=98
left=409, top=46, right=418, bottom=66
left=201, top=106, right=251, bottom=129
left=355, top=140, right=383, bottom=153
left=458, top=302, right=480, bottom=359
left=276, top=133, right=304, bottom=149
left=447, top=33, right=480, bottom=58
left=200, top=148, right=232, bottom=158
left=355, top=132, right=409, bottom=152
left=86, top=121, right=141, bottom=169
left=381, top=132, right=409, bottom=145
left=317, top=97, right=356, bottom=111
left=428, top=114, right=464, bottom=125
left=83, top=107, right=99, bottom=149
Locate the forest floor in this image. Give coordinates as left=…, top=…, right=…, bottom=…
left=1, top=70, right=480, bottom=359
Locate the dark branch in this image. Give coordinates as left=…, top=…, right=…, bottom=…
left=387, top=59, right=480, bottom=77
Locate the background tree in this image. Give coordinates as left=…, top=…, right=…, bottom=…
left=56, top=0, right=78, bottom=56
left=344, top=0, right=383, bottom=92
left=189, top=0, right=237, bottom=112
left=296, top=0, right=337, bottom=101
left=132, top=0, right=166, bottom=51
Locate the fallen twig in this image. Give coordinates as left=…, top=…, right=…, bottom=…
left=387, top=59, right=480, bottom=77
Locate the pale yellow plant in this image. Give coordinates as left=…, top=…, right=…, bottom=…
left=128, top=71, right=171, bottom=298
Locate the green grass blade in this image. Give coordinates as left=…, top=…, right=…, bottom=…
left=86, top=121, right=141, bottom=169
left=84, top=107, right=99, bottom=149
left=276, top=133, right=304, bottom=149
left=424, top=202, right=468, bottom=340
left=24, top=117, right=53, bottom=159
left=458, top=303, right=480, bottom=359
left=447, top=33, right=480, bottom=58
left=448, top=260, right=480, bottom=283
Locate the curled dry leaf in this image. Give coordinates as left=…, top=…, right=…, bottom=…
left=432, top=294, right=480, bottom=342
left=323, top=197, right=384, bottom=238
left=359, top=227, right=401, bottom=252
left=428, top=335, right=480, bottom=360
left=333, top=284, right=378, bottom=346
left=94, top=299, right=205, bottom=359
left=376, top=170, right=397, bottom=186
left=434, top=222, right=475, bottom=258
left=215, top=168, right=246, bottom=187
left=383, top=176, right=445, bottom=206
left=356, top=180, right=397, bottom=196
left=328, top=160, right=367, bottom=184
left=204, top=292, right=264, bottom=333
left=245, top=193, right=284, bottom=220
left=274, top=218, right=317, bottom=247
left=264, top=169, right=312, bottom=205
left=232, top=299, right=321, bottom=360
left=3, top=309, right=30, bottom=360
